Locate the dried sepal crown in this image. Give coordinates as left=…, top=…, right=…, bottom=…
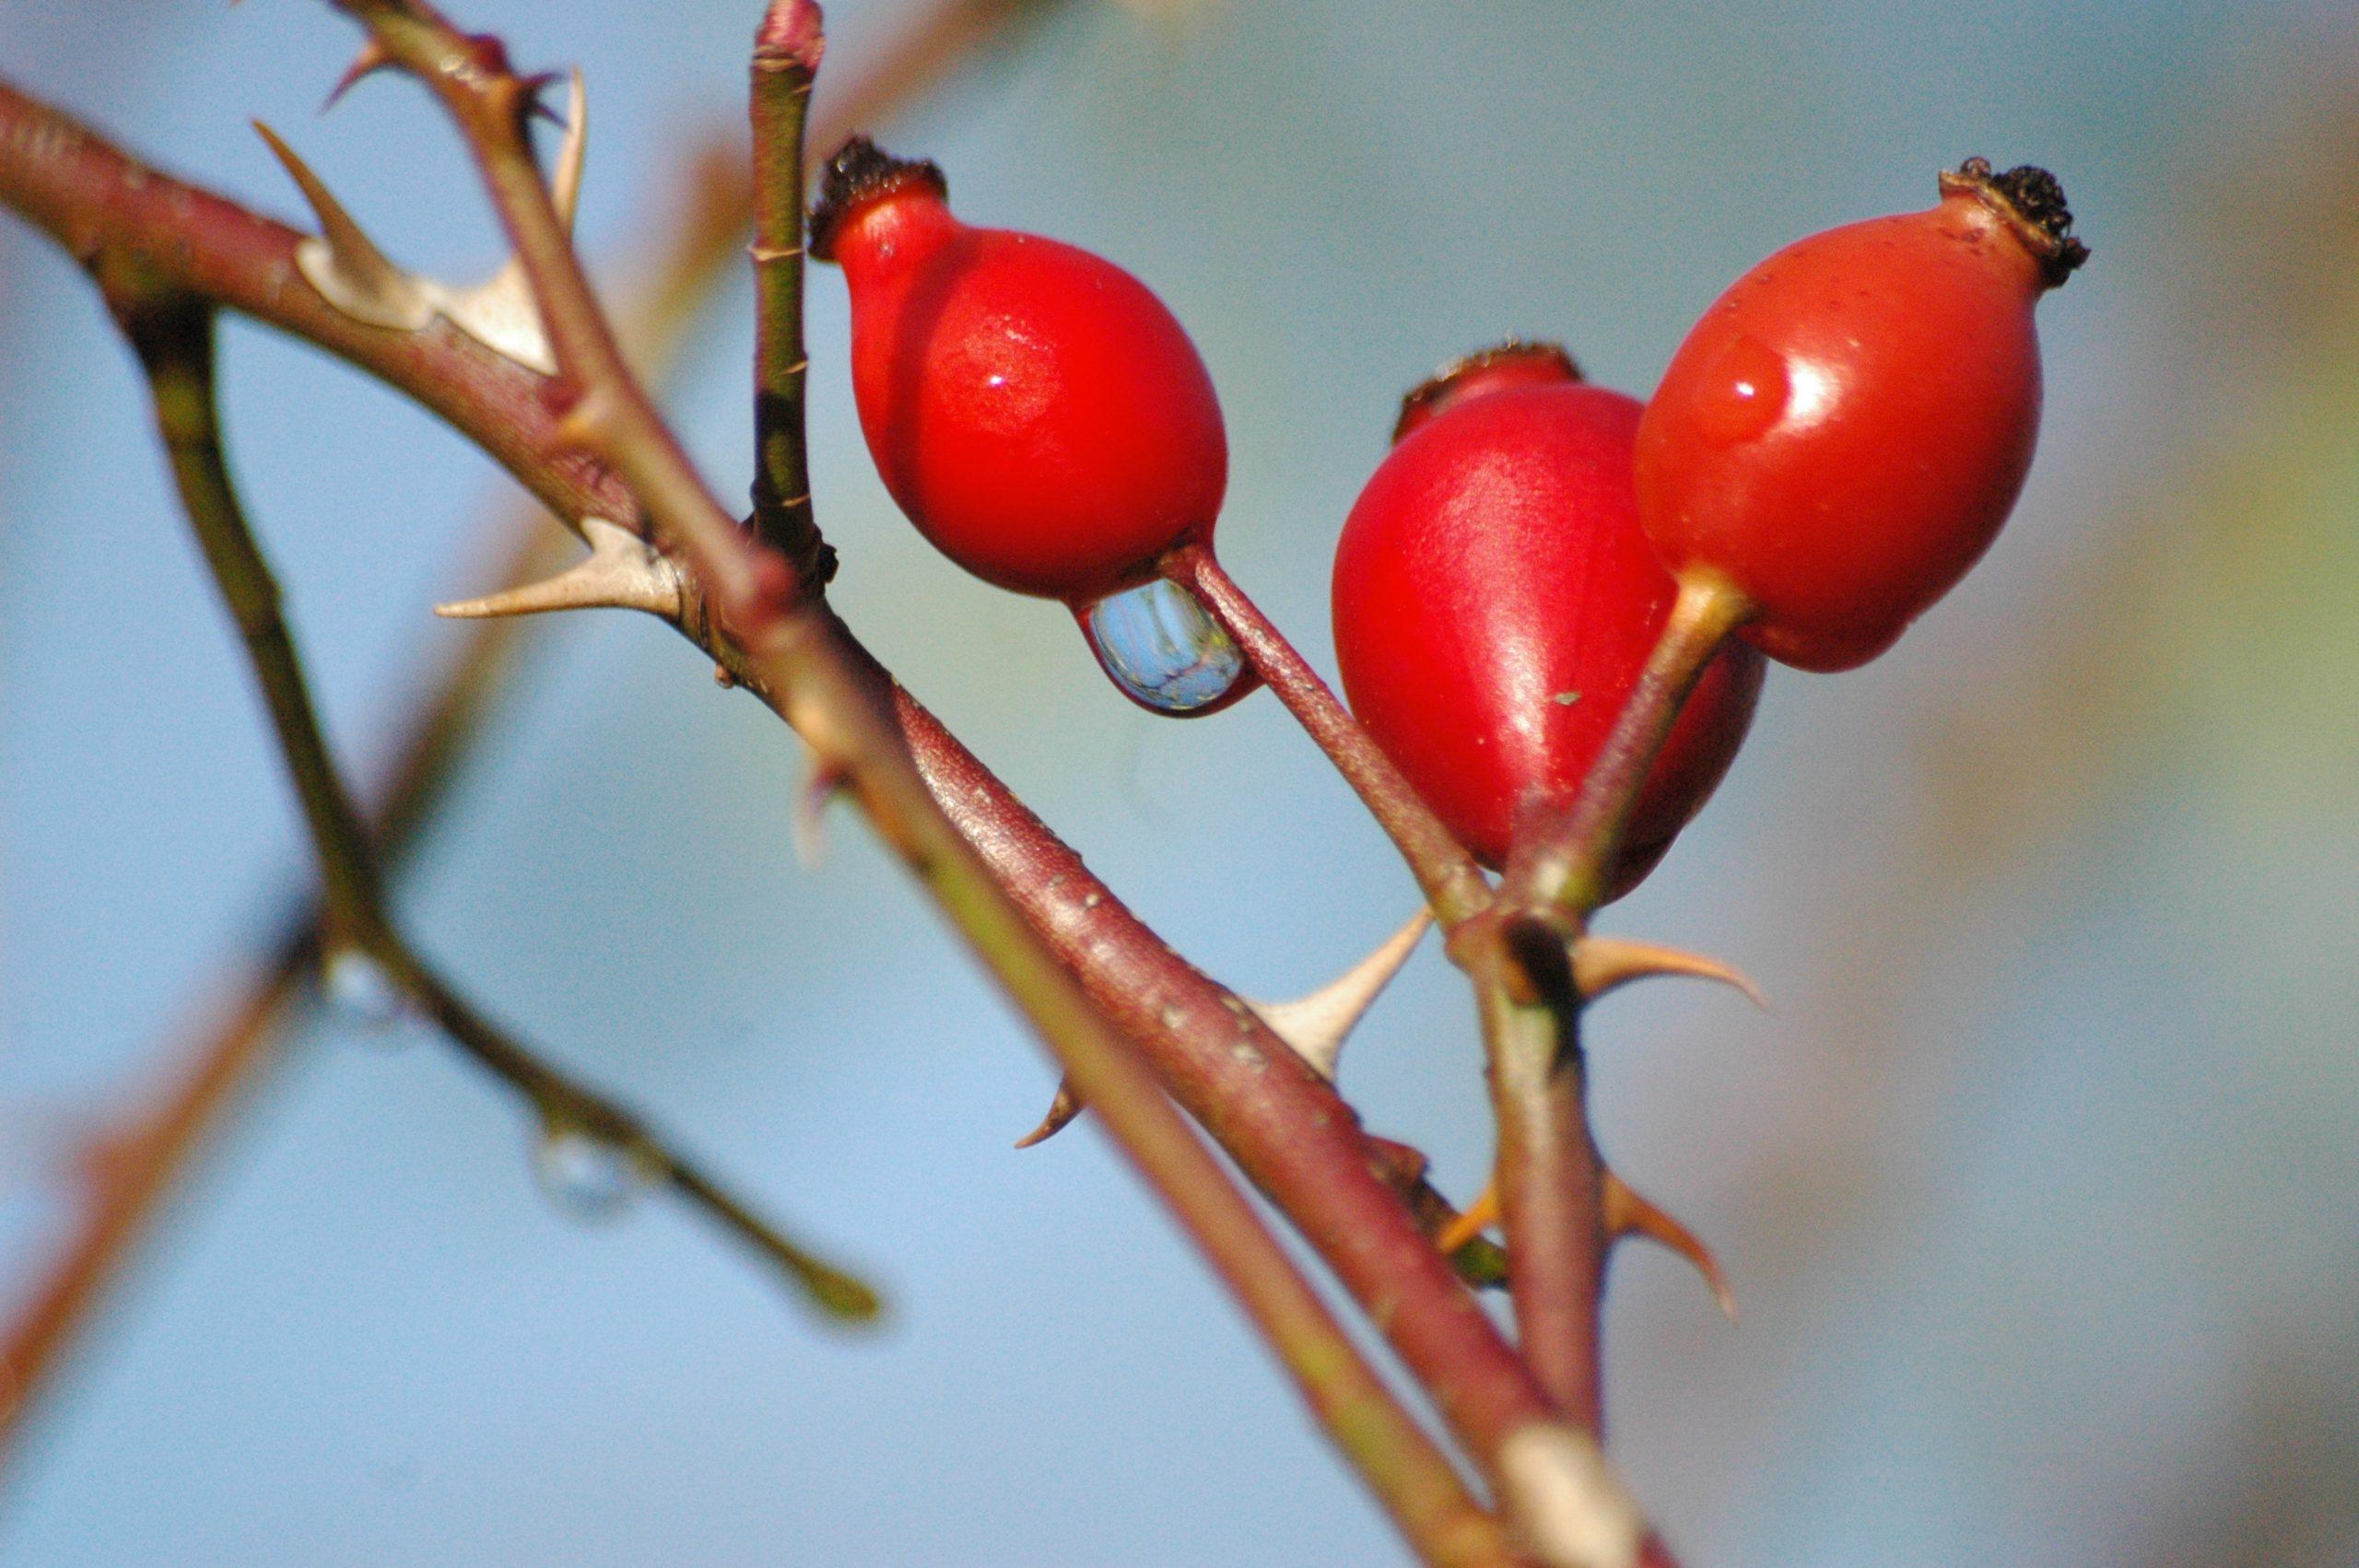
left=806, top=135, right=946, bottom=262
left=1939, top=156, right=2090, bottom=287
left=257, top=70, right=589, bottom=374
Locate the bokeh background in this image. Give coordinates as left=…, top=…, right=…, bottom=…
left=5, top=1, right=2356, bottom=1562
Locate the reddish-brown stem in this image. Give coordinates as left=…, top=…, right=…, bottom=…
left=0, top=77, right=1640, bottom=1555
left=1168, top=544, right=1492, bottom=930
left=320, top=7, right=1519, bottom=1555
left=1468, top=574, right=1752, bottom=1431
left=874, top=664, right=1556, bottom=1466
left=1475, top=956, right=1608, bottom=1429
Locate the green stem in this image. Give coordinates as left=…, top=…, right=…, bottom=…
left=748, top=0, right=831, bottom=585
left=104, top=270, right=878, bottom=1322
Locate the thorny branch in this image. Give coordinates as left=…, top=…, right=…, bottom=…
left=102, top=269, right=881, bottom=1315
left=0, top=0, right=1070, bottom=1479
left=0, top=1, right=1756, bottom=1555
left=306, top=1, right=1531, bottom=1559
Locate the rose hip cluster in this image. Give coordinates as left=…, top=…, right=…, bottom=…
left=813, top=141, right=2084, bottom=898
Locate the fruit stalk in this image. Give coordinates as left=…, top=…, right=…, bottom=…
left=1168, top=544, right=1493, bottom=928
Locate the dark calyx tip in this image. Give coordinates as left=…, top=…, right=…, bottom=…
left=808, top=135, right=947, bottom=261
left=1942, top=157, right=2090, bottom=287
left=1391, top=338, right=1583, bottom=444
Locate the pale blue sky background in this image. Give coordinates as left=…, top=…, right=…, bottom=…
left=4, top=1, right=2356, bottom=1562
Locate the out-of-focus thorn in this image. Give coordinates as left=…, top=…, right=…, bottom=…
left=1013, top=1076, right=1081, bottom=1149
left=434, top=69, right=585, bottom=375
left=794, top=762, right=849, bottom=866
left=434, top=517, right=680, bottom=622
left=321, top=38, right=394, bottom=112
left=1434, top=1176, right=1499, bottom=1256
left=1573, top=933, right=1766, bottom=1009
left=253, top=121, right=435, bottom=333
left=1246, top=908, right=1431, bottom=1081
left=1603, top=1168, right=1736, bottom=1323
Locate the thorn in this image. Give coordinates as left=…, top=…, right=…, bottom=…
left=322, top=39, right=394, bottom=111
left=252, top=122, right=435, bottom=333
left=1573, top=933, right=1767, bottom=1009
left=1246, top=908, right=1431, bottom=1081
left=549, top=70, right=587, bottom=231
left=793, top=763, right=849, bottom=865
left=1434, top=1177, right=1499, bottom=1256
left=434, top=517, right=680, bottom=622
left=1603, top=1168, right=1737, bottom=1323
left=1013, top=1077, right=1082, bottom=1148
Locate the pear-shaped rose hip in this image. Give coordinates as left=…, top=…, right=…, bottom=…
left=1634, top=159, right=2087, bottom=672
left=812, top=136, right=1246, bottom=714
left=1332, top=346, right=1765, bottom=900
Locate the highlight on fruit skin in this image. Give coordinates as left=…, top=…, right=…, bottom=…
left=1332, top=341, right=1764, bottom=901
left=1634, top=159, right=2087, bottom=673
left=808, top=134, right=1228, bottom=607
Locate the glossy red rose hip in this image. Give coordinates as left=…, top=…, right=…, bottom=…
left=810, top=136, right=1227, bottom=604
left=1635, top=159, right=2087, bottom=672
left=1332, top=348, right=1765, bottom=899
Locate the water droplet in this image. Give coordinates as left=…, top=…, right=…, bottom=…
left=532, top=1123, right=651, bottom=1223
left=323, top=947, right=408, bottom=1036
left=1076, top=579, right=1251, bottom=716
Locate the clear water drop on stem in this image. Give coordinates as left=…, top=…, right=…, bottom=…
left=323, top=946, right=408, bottom=1036
left=1076, top=578, right=1251, bottom=716
left=532, top=1122, right=651, bottom=1223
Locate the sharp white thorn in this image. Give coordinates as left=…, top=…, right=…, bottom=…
left=254, top=122, right=435, bottom=332
left=1246, top=908, right=1432, bottom=1081
left=434, top=518, right=679, bottom=621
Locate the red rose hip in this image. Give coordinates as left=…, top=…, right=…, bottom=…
left=1635, top=159, right=2087, bottom=672
left=1332, top=346, right=1765, bottom=900
left=811, top=136, right=1227, bottom=605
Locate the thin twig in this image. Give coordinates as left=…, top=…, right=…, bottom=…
left=103, top=273, right=881, bottom=1313
left=0, top=135, right=750, bottom=1472
left=748, top=1, right=827, bottom=581
left=322, top=6, right=1521, bottom=1558
left=1167, top=544, right=1493, bottom=930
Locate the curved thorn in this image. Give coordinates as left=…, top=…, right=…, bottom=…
left=1434, top=1177, right=1499, bottom=1256
left=1603, top=1168, right=1736, bottom=1323
left=434, top=517, right=680, bottom=622
left=1013, top=1077, right=1082, bottom=1149
left=1573, top=932, right=1767, bottom=1009
left=252, top=122, right=433, bottom=332
left=322, top=39, right=394, bottom=112
left=1246, top=908, right=1432, bottom=1081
